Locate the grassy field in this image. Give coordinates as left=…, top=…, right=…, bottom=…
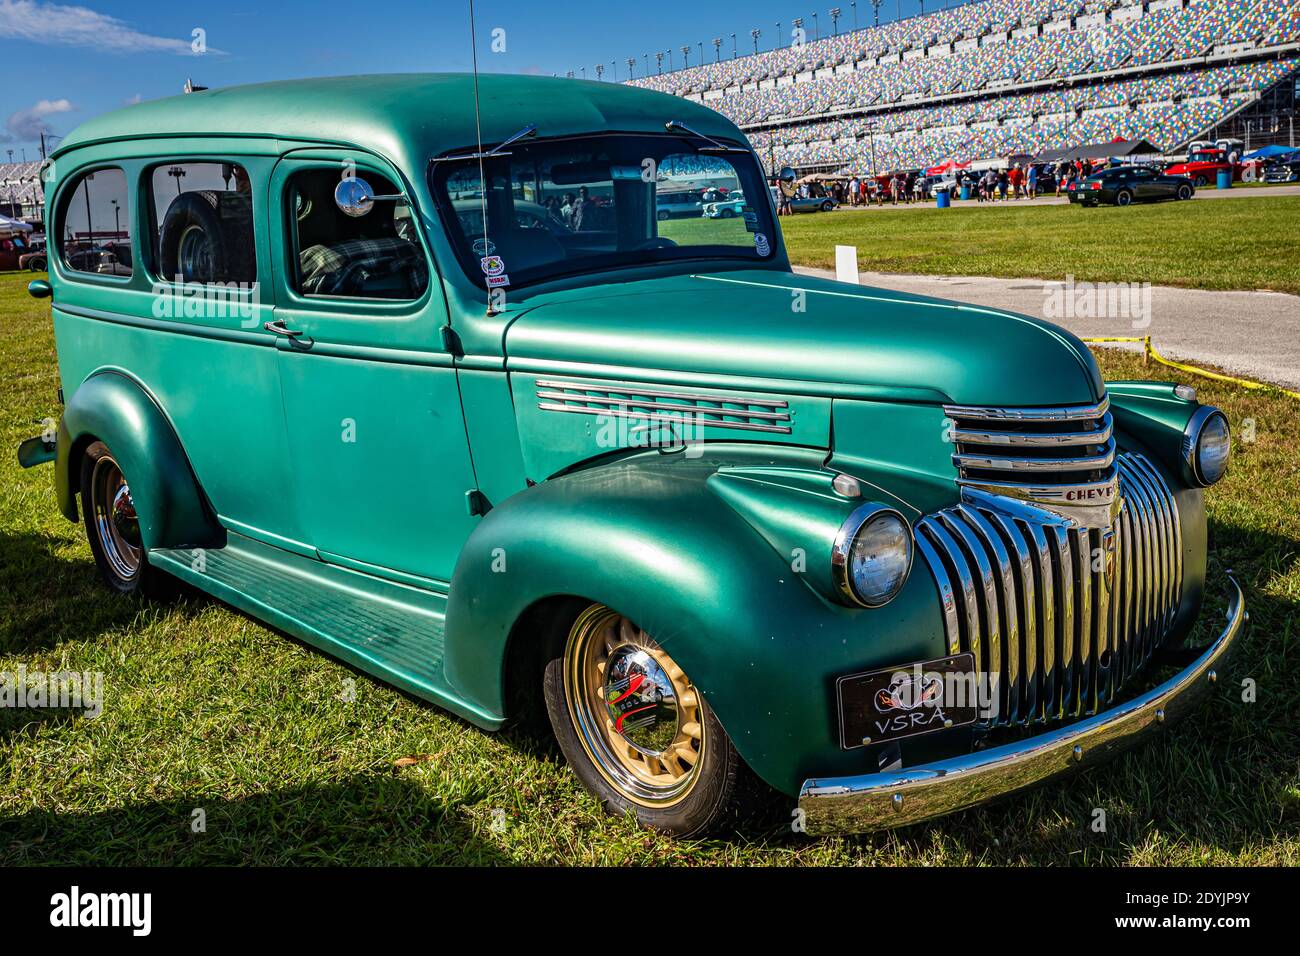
left=781, top=194, right=1300, bottom=295
left=1, top=268, right=1297, bottom=866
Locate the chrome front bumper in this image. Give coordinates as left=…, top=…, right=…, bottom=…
left=798, top=574, right=1245, bottom=835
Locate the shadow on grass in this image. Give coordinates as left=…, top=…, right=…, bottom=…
left=0, top=776, right=510, bottom=866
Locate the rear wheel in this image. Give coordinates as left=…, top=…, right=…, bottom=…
left=543, top=602, right=745, bottom=836
left=821, top=200, right=834, bottom=212
left=1193, top=174, right=1208, bottom=187
left=1115, top=190, right=1133, bottom=207
left=80, top=441, right=167, bottom=597
left=656, top=209, right=670, bottom=221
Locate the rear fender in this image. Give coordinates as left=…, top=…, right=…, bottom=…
left=56, top=370, right=225, bottom=551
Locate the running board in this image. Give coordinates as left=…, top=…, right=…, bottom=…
left=150, top=533, right=502, bottom=729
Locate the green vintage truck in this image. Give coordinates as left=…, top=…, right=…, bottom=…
left=20, top=74, right=1242, bottom=836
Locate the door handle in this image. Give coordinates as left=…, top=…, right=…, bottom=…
left=263, top=319, right=304, bottom=338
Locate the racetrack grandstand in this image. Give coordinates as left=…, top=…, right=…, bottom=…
left=626, top=0, right=1300, bottom=174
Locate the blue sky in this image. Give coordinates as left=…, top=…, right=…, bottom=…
left=0, top=0, right=939, bottom=159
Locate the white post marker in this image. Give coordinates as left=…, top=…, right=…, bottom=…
left=835, top=244, right=860, bottom=285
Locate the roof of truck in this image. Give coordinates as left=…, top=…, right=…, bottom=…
left=53, top=73, right=746, bottom=166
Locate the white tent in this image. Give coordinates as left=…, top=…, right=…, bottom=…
left=0, top=213, right=33, bottom=235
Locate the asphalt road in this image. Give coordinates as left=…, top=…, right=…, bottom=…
left=794, top=265, right=1300, bottom=390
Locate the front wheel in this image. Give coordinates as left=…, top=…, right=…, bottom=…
left=543, top=603, right=745, bottom=836
left=1177, top=183, right=1193, bottom=200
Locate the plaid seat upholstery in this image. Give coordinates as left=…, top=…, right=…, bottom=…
left=299, top=237, right=427, bottom=295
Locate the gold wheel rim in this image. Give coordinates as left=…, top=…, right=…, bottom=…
left=563, top=604, right=705, bottom=808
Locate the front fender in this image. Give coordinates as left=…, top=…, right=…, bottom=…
left=443, top=449, right=948, bottom=796
left=56, top=370, right=224, bottom=551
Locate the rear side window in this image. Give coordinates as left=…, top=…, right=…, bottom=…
left=59, top=167, right=132, bottom=277
left=150, top=162, right=256, bottom=284
left=288, top=169, right=427, bottom=300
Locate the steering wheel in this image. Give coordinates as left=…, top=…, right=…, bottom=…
left=635, top=237, right=678, bottom=251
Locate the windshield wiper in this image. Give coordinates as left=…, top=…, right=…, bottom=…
left=433, top=123, right=538, bottom=163
left=664, top=120, right=750, bottom=155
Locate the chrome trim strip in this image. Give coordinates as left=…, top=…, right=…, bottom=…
left=952, top=438, right=1115, bottom=473
left=943, top=396, right=1109, bottom=422
left=535, top=402, right=793, bottom=434
left=535, top=391, right=792, bottom=421
left=798, top=575, right=1245, bottom=834
left=536, top=379, right=789, bottom=409
left=950, top=420, right=1113, bottom=447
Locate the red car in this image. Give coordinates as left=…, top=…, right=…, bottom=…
left=1164, top=149, right=1240, bottom=187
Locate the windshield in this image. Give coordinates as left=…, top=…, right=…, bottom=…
left=430, top=132, right=776, bottom=291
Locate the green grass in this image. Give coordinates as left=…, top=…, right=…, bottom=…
left=781, top=194, right=1300, bottom=295
left=1, top=270, right=1297, bottom=865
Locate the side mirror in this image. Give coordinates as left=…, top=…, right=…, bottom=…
left=335, top=178, right=376, bottom=217
left=334, top=177, right=410, bottom=217
left=28, top=279, right=51, bottom=299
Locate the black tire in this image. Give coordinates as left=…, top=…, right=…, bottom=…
left=821, top=200, right=834, bottom=212
left=542, top=601, right=747, bottom=837
left=1177, top=183, right=1193, bottom=200
left=158, top=190, right=255, bottom=284
left=656, top=209, right=670, bottom=221
left=1193, top=174, right=1208, bottom=187
left=28, top=256, right=46, bottom=271
left=80, top=441, right=171, bottom=598
left=720, top=208, right=735, bottom=218
left=1115, top=190, right=1133, bottom=207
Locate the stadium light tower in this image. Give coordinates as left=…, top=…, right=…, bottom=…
left=870, top=0, right=881, bottom=27
left=730, top=32, right=737, bottom=58
left=627, top=56, right=636, bottom=78
left=681, top=45, right=691, bottom=67
left=751, top=28, right=761, bottom=54
left=712, top=37, right=722, bottom=61
left=655, top=51, right=664, bottom=74
left=812, top=12, right=819, bottom=39
left=698, top=40, right=704, bottom=63
left=831, top=8, right=841, bottom=36
left=595, top=63, right=604, bottom=81
left=851, top=1, right=857, bottom=31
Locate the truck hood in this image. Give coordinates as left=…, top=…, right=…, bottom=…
left=503, top=270, right=1104, bottom=407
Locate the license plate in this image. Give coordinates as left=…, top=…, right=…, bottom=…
left=837, top=652, right=979, bottom=749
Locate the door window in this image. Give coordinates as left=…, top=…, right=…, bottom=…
left=287, top=169, right=428, bottom=300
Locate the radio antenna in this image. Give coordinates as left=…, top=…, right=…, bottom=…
left=468, top=0, right=494, bottom=316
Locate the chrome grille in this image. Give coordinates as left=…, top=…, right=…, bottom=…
left=535, top=379, right=792, bottom=434
left=915, top=452, right=1182, bottom=726
left=945, top=396, right=1115, bottom=489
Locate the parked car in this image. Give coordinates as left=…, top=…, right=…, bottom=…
left=702, top=190, right=746, bottom=218
left=21, top=75, right=1243, bottom=838
left=1263, top=159, right=1300, bottom=184
left=788, top=194, right=838, bottom=213
left=1067, top=165, right=1195, bottom=206
left=18, top=236, right=47, bottom=271
left=1163, top=148, right=1238, bottom=187
left=655, top=190, right=702, bottom=220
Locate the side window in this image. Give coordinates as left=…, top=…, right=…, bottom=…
left=149, top=162, right=256, bottom=284
left=288, top=169, right=428, bottom=300
left=58, top=167, right=132, bottom=277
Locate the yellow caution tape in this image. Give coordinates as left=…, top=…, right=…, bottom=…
left=1081, top=335, right=1300, bottom=401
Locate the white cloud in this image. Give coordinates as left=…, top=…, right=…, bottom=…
left=0, top=0, right=221, bottom=54
left=6, top=97, right=73, bottom=141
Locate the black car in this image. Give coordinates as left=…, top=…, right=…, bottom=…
left=1066, top=165, right=1195, bottom=207
left=1263, top=160, right=1300, bottom=184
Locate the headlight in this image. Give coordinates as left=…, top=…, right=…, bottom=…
left=832, top=504, right=914, bottom=607
left=1183, top=406, right=1231, bottom=486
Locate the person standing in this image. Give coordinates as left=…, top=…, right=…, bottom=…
left=1009, top=163, right=1023, bottom=199
left=1026, top=163, right=1038, bottom=199
left=848, top=174, right=860, bottom=206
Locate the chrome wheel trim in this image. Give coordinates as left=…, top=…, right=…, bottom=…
left=92, top=455, right=141, bottom=582
left=177, top=223, right=214, bottom=282
left=563, top=604, right=705, bottom=808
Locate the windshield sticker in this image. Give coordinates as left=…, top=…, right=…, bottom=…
left=472, top=238, right=497, bottom=256
left=480, top=255, right=506, bottom=277
left=754, top=233, right=771, bottom=256
left=486, top=273, right=510, bottom=288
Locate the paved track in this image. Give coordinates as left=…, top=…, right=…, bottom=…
left=794, top=265, right=1300, bottom=390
